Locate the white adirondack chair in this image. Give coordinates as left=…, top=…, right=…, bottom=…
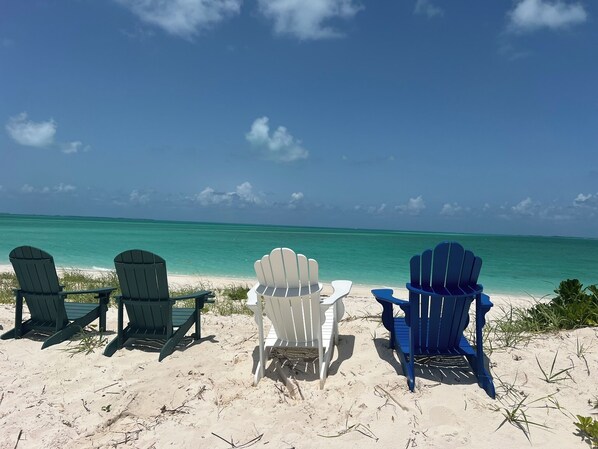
left=247, top=248, right=352, bottom=389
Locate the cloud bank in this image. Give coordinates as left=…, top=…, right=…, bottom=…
left=196, top=181, right=263, bottom=206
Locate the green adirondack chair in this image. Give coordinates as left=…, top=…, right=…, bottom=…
left=103, top=249, right=215, bottom=361
left=1, top=246, right=115, bottom=349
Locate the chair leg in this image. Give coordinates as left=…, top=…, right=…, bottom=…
left=41, top=308, right=99, bottom=349
left=104, top=301, right=127, bottom=357
left=194, top=310, right=201, bottom=340
left=159, top=315, right=195, bottom=361
left=1, top=292, right=27, bottom=340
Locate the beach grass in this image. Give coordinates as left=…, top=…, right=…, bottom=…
left=0, top=269, right=253, bottom=315
left=0, top=272, right=18, bottom=304
left=486, top=280, right=598, bottom=352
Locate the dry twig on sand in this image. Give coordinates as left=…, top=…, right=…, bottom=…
left=211, top=432, right=263, bottom=448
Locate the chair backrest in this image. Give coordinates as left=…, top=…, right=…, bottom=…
left=10, top=245, right=65, bottom=324
left=254, top=248, right=323, bottom=343
left=408, top=241, right=482, bottom=351
left=114, top=250, right=171, bottom=331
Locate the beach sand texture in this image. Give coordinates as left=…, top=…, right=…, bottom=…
left=0, top=270, right=597, bottom=449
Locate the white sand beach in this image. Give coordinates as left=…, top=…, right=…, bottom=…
left=0, top=266, right=597, bottom=449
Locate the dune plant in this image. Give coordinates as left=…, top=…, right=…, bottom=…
left=518, top=280, right=598, bottom=332
left=535, top=351, right=574, bottom=384
left=0, top=272, right=18, bottom=304
left=62, top=325, right=107, bottom=356
left=171, top=282, right=252, bottom=316
left=574, top=415, right=598, bottom=448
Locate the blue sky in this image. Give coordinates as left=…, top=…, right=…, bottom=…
left=1, top=0, right=597, bottom=237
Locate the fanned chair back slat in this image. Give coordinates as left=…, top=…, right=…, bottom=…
left=10, top=246, right=64, bottom=324
left=114, top=250, right=171, bottom=332
left=255, top=248, right=322, bottom=344
left=408, top=242, right=479, bottom=352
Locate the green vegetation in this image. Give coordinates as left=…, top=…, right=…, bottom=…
left=173, top=282, right=252, bottom=316
left=486, top=279, right=597, bottom=443
left=535, top=351, right=573, bottom=384
left=574, top=415, right=598, bottom=448
left=62, top=325, right=107, bottom=356
left=0, top=272, right=18, bottom=304
left=488, top=280, right=598, bottom=348
left=0, top=269, right=252, bottom=315
left=517, top=279, right=598, bottom=332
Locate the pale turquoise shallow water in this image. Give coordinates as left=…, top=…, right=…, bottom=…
left=1, top=214, right=597, bottom=297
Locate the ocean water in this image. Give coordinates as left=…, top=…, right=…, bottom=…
left=1, top=214, right=597, bottom=297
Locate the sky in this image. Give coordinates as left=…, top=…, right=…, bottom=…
left=1, top=0, right=597, bottom=238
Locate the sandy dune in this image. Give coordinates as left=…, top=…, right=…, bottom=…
left=0, top=270, right=597, bottom=448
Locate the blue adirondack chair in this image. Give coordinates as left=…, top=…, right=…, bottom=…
left=1, top=246, right=115, bottom=348
left=103, top=249, right=215, bottom=361
left=372, top=241, right=495, bottom=398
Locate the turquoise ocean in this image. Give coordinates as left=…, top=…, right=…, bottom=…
left=1, top=214, right=597, bottom=297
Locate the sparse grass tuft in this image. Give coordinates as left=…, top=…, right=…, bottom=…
left=0, top=272, right=19, bottom=304
left=536, top=351, right=574, bottom=384
left=169, top=282, right=253, bottom=316
left=219, top=284, right=250, bottom=301
left=60, top=269, right=121, bottom=304
left=62, top=325, right=107, bottom=356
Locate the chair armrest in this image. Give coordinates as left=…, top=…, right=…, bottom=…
left=172, top=290, right=215, bottom=303
left=246, top=283, right=259, bottom=307
left=406, top=283, right=483, bottom=299
left=59, top=287, right=116, bottom=296
left=480, top=293, right=493, bottom=309
left=321, top=280, right=352, bottom=307
left=371, top=288, right=409, bottom=307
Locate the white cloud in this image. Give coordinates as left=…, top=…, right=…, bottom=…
left=130, top=189, right=150, bottom=204
left=55, top=183, right=76, bottom=193
left=196, top=187, right=231, bottom=206
left=291, top=192, right=304, bottom=202
left=414, top=0, right=443, bottom=18
left=288, top=191, right=305, bottom=209
left=367, top=203, right=386, bottom=215
left=20, top=183, right=76, bottom=194
left=6, top=112, right=89, bottom=154
left=246, top=117, right=309, bottom=163
left=61, top=141, right=90, bottom=154
left=396, top=196, right=426, bottom=215
left=117, top=0, right=242, bottom=39
left=440, top=202, right=463, bottom=216
left=512, top=197, right=535, bottom=215
left=573, top=192, right=598, bottom=208
left=196, top=182, right=263, bottom=206
left=508, top=0, right=587, bottom=32
left=257, top=0, right=362, bottom=40
left=6, top=112, right=56, bottom=147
